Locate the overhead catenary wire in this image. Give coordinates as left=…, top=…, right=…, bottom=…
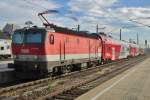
left=23, top=0, right=147, bottom=29
left=128, top=19, right=150, bottom=28
left=18, top=0, right=150, bottom=31
left=23, top=0, right=48, bottom=10
left=94, top=1, right=150, bottom=30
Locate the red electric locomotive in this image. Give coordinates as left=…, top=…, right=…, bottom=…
left=12, top=25, right=103, bottom=78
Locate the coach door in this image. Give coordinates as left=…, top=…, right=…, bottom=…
left=112, top=47, right=115, bottom=60
left=60, top=41, right=65, bottom=62
left=88, top=40, right=91, bottom=59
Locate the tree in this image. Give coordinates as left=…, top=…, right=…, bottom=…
left=0, top=30, right=4, bottom=38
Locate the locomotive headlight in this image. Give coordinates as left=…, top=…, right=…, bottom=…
left=34, top=64, right=38, bottom=69
left=13, top=55, right=16, bottom=59
left=34, top=55, right=38, bottom=59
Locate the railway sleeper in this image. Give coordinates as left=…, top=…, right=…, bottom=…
left=63, top=90, right=86, bottom=96
left=53, top=95, right=75, bottom=100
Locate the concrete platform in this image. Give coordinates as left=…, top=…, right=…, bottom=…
left=76, top=57, right=150, bottom=100
left=0, top=68, right=15, bottom=84
left=0, top=60, right=13, bottom=65
left=0, top=61, right=15, bottom=84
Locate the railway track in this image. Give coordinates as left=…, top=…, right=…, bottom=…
left=47, top=56, right=147, bottom=100
left=0, top=58, right=125, bottom=88
left=0, top=55, right=147, bottom=100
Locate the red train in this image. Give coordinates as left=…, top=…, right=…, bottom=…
left=11, top=24, right=144, bottom=79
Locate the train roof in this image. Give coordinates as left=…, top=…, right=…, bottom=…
left=99, top=33, right=123, bottom=44
left=15, top=25, right=99, bottom=39
left=43, top=24, right=99, bottom=39
left=98, top=33, right=138, bottom=47
left=14, top=27, right=46, bottom=32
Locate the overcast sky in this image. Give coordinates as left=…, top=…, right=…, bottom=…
left=0, top=0, right=150, bottom=44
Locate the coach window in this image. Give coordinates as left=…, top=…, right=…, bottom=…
left=127, top=48, right=129, bottom=51
left=7, top=45, right=10, bottom=49
left=49, top=34, right=54, bottom=44
left=107, top=47, right=111, bottom=51
left=1, top=47, right=4, bottom=50
left=122, top=47, right=125, bottom=52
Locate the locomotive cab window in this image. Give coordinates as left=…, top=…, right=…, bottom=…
left=49, top=34, right=54, bottom=44
left=13, top=29, right=46, bottom=44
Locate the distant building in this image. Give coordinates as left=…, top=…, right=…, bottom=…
left=2, top=23, right=20, bottom=39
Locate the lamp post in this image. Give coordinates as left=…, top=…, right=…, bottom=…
left=120, top=29, right=122, bottom=40
left=96, top=24, right=106, bottom=34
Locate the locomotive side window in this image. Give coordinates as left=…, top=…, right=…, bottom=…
left=77, top=38, right=80, bottom=44
left=49, top=34, right=54, bottom=44
left=66, top=37, right=69, bottom=43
